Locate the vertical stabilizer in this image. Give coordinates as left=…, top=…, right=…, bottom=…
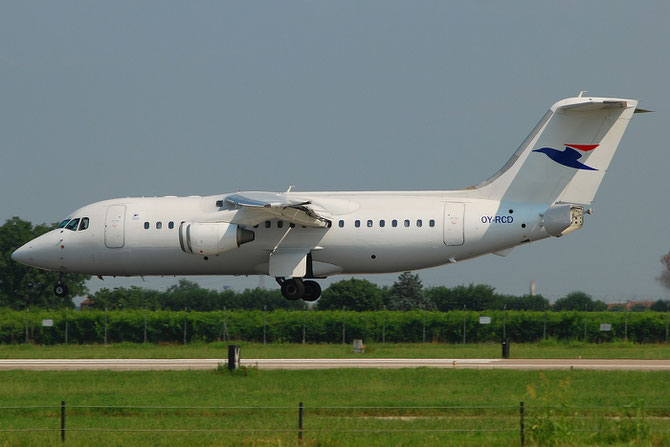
left=474, top=96, right=638, bottom=205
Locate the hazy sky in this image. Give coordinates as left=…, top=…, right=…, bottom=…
left=2, top=2, right=669, bottom=302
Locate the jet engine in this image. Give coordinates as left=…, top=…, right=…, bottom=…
left=179, top=222, right=255, bottom=255
left=541, top=204, right=584, bottom=237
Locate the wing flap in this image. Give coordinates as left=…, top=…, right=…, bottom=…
left=223, top=192, right=331, bottom=228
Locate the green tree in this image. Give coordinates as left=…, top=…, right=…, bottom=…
left=160, top=279, right=226, bottom=311
left=387, top=272, right=433, bottom=310
left=317, top=278, right=383, bottom=311
left=658, top=250, right=670, bottom=290
left=0, top=217, right=89, bottom=309
left=552, top=291, right=607, bottom=312
left=502, top=294, right=550, bottom=311
left=650, top=300, right=670, bottom=312
left=87, top=286, right=162, bottom=310
left=233, top=287, right=303, bottom=310
left=427, top=283, right=500, bottom=311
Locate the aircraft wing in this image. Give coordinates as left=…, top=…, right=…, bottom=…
left=222, top=192, right=331, bottom=228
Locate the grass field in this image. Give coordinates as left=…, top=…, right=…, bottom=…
left=1, top=339, right=670, bottom=359
left=0, top=367, right=669, bottom=446
left=1, top=341, right=669, bottom=445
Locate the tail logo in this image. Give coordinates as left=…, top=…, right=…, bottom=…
left=532, top=144, right=599, bottom=171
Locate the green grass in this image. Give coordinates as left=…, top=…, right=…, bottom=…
left=0, top=368, right=669, bottom=445
left=1, top=339, right=670, bottom=359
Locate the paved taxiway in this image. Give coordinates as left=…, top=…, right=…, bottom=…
left=1, top=358, right=669, bottom=371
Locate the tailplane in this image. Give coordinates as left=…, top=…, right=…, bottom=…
left=474, top=95, right=640, bottom=205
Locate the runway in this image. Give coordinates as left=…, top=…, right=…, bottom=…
left=1, top=358, right=670, bottom=371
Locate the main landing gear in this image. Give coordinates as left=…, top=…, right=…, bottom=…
left=53, top=273, right=69, bottom=298
left=277, top=278, right=321, bottom=302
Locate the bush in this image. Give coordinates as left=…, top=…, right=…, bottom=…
left=0, top=309, right=669, bottom=345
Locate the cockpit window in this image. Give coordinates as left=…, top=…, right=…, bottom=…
left=78, top=217, right=90, bottom=231
left=65, top=218, right=80, bottom=231
left=57, top=219, right=70, bottom=229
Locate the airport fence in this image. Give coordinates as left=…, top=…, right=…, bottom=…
left=0, top=401, right=668, bottom=445
left=1, top=308, right=670, bottom=345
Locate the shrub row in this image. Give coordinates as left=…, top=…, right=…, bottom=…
left=1, top=309, right=669, bottom=345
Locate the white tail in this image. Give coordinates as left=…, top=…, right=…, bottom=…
left=474, top=96, right=639, bottom=205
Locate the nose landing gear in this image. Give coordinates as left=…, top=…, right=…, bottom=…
left=53, top=281, right=69, bottom=298
left=277, top=278, right=322, bottom=302
left=53, top=273, right=69, bottom=298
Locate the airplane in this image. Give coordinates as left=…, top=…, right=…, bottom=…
left=12, top=94, right=644, bottom=302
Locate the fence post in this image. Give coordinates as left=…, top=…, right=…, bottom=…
left=624, top=309, right=628, bottom=342
left=342, top=306, right=346, bottom=344
left=382, top=306, right=386, bottom=344
left=422, top=311, right=426, bottom=343
left=183, top=307, right=188, bottom=345
left=519, top=401, right=526, bottom=447
left=104, top=307, right=108, bottom=345
left=61, top=400, right=66, bottom=443
left=65, top=308, right=68, bottom=345
left=298, top=401, right=304, bottom=441
left=302, top=306, right=306, bottom=345
left=25, top=307, right=29, bottom=344
left=462, top=305, right=466, bottom=344
left=503, top=304, right=507, bottom=341
left=263, top=305, right=267, bottom=345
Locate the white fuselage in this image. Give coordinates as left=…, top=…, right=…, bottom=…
left=15, top=191, right=553, bottom=278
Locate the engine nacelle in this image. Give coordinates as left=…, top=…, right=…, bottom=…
left=179, top=222, right=255, bottom=255
left=541, top=204, right=584, bottom=237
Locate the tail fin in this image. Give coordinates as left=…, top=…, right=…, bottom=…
left=474, top=96, right=639, bottom=205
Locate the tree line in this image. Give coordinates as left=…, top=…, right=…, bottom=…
left=84, top=275, right=667, bottom=313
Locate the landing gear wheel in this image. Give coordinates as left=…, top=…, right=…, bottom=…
left=53, top=282, right=69, bottom=298
left=280, top=279, right=305, bottom=300
left=302, top=280, right=321, bottom=302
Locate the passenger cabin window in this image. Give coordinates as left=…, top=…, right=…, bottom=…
left=380, top=220, right=385, bottom=227
left=156, top=222, right=162, bottom=230
left=78, top=217, right=90, bottom=231
left=429, top=219, right=435, bottom=227
left=264, top=221, right=271, bottom=229
left=338, top=220, right=344, bottom=228
left=367, top=220, right=373, bottom=228
left=168, top=221, right=174, bottom=229
left=416, top=219, right=423, bottom=227
left=277, top=220, right=284, bottom=229
left=65, top=218, right=80, bottom=231
left=57, top=219, right=70, bottom=229
left=355, top=220, right=361, bottom=228
left=404, top=219, right=410, bottom=227
left=392, top=219, right=398, bottom=227
left=144, top=222, right=150, bottom=229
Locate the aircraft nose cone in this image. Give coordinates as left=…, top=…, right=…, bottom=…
left=11, top=233, right=63, bottom=270
left=11, top=244, right=31, bottom=265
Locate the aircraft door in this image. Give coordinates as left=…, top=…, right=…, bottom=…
left=105, top=205, right=126, bottom=248
left=443, top=202, right=464, bottom=246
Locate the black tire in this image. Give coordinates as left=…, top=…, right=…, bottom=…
left=54, top=282, right=69, bottom=298
left=281, top=279, right=305, bottom=300
left=302, top=280, right=321, bottom=302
